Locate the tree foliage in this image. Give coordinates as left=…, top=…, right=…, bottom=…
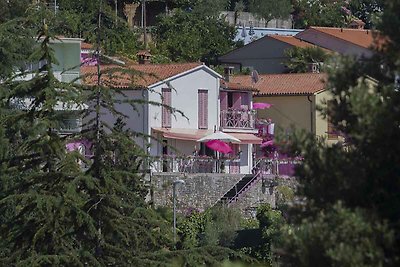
left=179, top=206, right=242, bottom=249
left=0, top=20, right=34, bottom=80
left=349, top=0, right=384, bottom=28
left=248, top=0, right=292, bottom=25
left=284, top=46, right=330, bottom=73
left=292, top=0, right=352, bottom=28
left=278, top=0, right=400, bottom=266
left=154, top=5, right=235, bottom=64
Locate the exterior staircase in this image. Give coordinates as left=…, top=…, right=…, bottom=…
left=216, top=171, right=262, bottom=206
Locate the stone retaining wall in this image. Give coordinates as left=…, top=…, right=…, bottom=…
left=150, top=173, right=297, bottom=218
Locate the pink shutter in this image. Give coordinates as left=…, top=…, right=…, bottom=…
left=220, top=91, right=228, bottom=111
left=162, top=88, right=171, bottom=128
left=232, top=93, right=242, bottom=109
left=198, top=90, right=208, bottom=129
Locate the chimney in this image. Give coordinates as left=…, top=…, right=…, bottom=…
left=136, top=50, right=152, bottom=64
left=224, top=66, right=234, bottom=82
left=348, top=19, right=365, bottom=29
left=308, top=62, right=320, bottom=73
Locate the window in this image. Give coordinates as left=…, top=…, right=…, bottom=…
left=162, top=88, right=171, bottom=128
left=327, top=100, right=339, bottom=139
left=198, top=89, right=208, bottom=129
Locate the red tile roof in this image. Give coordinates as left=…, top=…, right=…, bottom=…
left=81, top=42, right=94, bottom=50
left=136, top=50, right=152, bottom=56
left=306, top=27, right=380, bottom=49
left=220, top=79, right=257, bottom=91
left=230, top=73, right=327, bottom=95
left=81, top=62, right=202, bottom=88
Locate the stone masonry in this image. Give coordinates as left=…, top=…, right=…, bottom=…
left=150, top=173, right=290, bottom=218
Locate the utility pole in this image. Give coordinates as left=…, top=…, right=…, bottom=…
left=141, top=0, right=147, bottom=49
left=172, top=180, right=185, bottom=244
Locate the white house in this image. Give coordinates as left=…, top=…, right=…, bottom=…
left=81, top=58, right=262, bottom=174
left=12, top=37, right=85, bottom=135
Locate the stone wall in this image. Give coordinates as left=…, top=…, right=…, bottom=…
left=151, top=173, right=244, bottom=213
left=151, top=173, right=298, bottom=218
left=229, top=175, right=276, bottom=218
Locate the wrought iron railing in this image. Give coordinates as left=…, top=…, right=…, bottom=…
left=220, top=109, right=256, bottom=130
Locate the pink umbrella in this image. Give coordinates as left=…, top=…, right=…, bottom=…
left=205, top=140, right=233, bottom=154
left=253, top=102, right=273, bottom=109
left=260, top=140, right=274, bottom=148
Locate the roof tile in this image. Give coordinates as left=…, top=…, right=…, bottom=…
left=81, top=62, right=202, bottom=88
left=306, top=27, right=380, bottom=49
left=230, top=73, right=327, bottom=95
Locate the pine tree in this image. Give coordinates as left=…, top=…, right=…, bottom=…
left=280, top=1, right=400, bottom=266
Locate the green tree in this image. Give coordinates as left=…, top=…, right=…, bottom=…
left=292, top=0, right=351, bottom=28
left=0, top=19, right=34, bottom=80
left=284, top=46, right=330, bottom=73
left=0, top=0, right=31, bottom=23
left=282, top=203, right=395, bottom=267
left=248, top=0, right=292, bottom=26
left=349, top=0, right=384, bottom=28
left=154, top=8, right=235, bottom=64
left=279, top=0, right=400, bottom=266
left=240, top=204, right=285, bottom=265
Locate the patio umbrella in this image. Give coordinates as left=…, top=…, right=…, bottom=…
left=205, top=140, right=233, bottom=154
left=260, top=140, right=274, bottom=148
left=197, top=131, right=241, bottom=143
left=253, top=102, right=273, bottom=109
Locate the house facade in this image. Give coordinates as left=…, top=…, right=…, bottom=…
left=219, top=35, right=323, bottom=74
left=13, top=37, right=84, bottom=135
left=228, top=73, right=339, bottom=142
left=82, top=62, right=262, bottom=174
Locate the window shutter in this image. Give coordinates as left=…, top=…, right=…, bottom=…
left=232, top=93, right=242, bottom=109
left=198, top=90, right=208, bottom=129
left=220, top=91, right=228, bottom=111
left=162, top=88, right=171, bottom=128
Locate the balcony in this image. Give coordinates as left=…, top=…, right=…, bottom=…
left=220, top=109, right=256, bottom=130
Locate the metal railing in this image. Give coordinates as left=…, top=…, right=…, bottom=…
left=220, top=109, right=256, bottom=130
left=152, top=156, right=241, bottom=174
left=254, top=157, right=301, bottom=176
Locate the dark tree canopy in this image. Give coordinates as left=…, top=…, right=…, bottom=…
left=279, top=0, right=400, bottom=266
left=154, top=7, right=235, bottom=64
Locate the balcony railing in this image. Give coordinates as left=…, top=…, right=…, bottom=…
left=152, top=156, right=241, bottom=174
left=220, top=109, right=256, bottom=130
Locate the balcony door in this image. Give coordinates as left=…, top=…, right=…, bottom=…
left=222, top=92, right=250, bottom=110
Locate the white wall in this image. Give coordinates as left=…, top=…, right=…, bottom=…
left=148, top=67, right=220, bottom=157
left=84, top=89, right=148, bottom=148
left=148, top=67, right=220, bottom=131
